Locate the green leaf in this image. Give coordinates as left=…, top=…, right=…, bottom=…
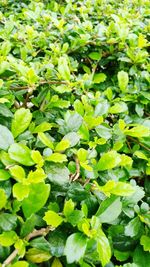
left=125, top=217, right=142, bottom=237
left=22, top=183, right=50, bottom=218
left=45, top=163, right=70, bottom=185
left=55, top=140, right=70, bottom=152
left=96, top=196, right=122, bottom=223
left=0, top=213, right=17, bottom=231
left=124, top=125, right=150, bottom=138
left=0, top=125, right=14, bottom=150
left=97, top=150, right=121, bottom=171
left=119, top=154, right=133, bottom=167
left=51, top=258, right=63, bottom=267
left=63, top=132, right=80, bottom=147
left=109, top=102, right=128, bottom=114
left=96, top=125, right=112, bottom=140
left=133, top=245, right=150, bottom=267
left=32, top=122, right=53, bottom=133
left=25, top=248, right=51, bottom=263
left=8, top=144, right=35, bottom=166
left=117, top=71, right=129, bottom=92
left=27, top=168, right=47, bottom=183
left=30, top=237, right=51, bottom=252
left=110, top=181, right=135, bottom=196
left=89, top=52, right=101, bottom=60
left=58, top=57, right=70, bottom=81
left=11, top=261, right=29, bottom=267
left=0, top=169, right=11, bottom=181
left=114, top=250, right=130, bottom=262
left=13, top=183, right=30, bottom=201
left=140, top=235, right=150, bottom=252
left=97, top=228, right=111, bottom=267
left=63, top=199, right=75, bottom=217
left=134, top=151, right=148, bottom=161
left=64, top=233, right=87, bottom=264
left=45, top=153, right=67, bottom=163
left=31, top=150, right=44, bottom=167
left=94, top=180, right=135, bottom=197
left=38, top=132, right=54, bottom=149
left=0, top=189, right=7, bottom=209
left=66, top=210, right=84, bottom=226
left=74, top=100, right=84, bottom=116
left=48, top=230, right=66, bottom=257
left=77, top=148, right=87, bottom=162
left=0, top=104, right=13, bottom=118
left=20, top=214, right=37, bottom=238
left=93, top=73, right=107, bottom=83
left=0, top=231, right=18, bottom=247
left=9, top=165, right=26, bottom=183
left=44, top=211, right=63, bottom=228
left=11, top=108, right=32, bottom=138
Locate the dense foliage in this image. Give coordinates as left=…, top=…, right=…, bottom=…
left=0, top=0, right=150, bottom=266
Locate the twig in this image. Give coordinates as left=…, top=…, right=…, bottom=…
left=25, top=226, right=52, bottom=241
left=71, top=156, right=80, bottom=181
left=126, top=139, right=131, bottom=151
left=2, top=249, right=18, bottom=267
left=22, top=87, right=34, bottom=108
left=127, top=136, right=150, bottom=152
left=10, top=80, right=67, bottom=90
left=2, top=226, right=52, bottom=267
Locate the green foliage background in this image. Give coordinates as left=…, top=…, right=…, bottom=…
left=0, top=0, right=150, bottom=266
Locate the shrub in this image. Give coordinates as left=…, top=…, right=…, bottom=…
left=0, top=1, right=150, bottom=267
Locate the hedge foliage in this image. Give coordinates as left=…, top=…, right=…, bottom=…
left=0, top=0, right=150, bottom=267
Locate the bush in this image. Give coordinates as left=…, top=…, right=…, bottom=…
left=0, top=1, right=150, bottom=266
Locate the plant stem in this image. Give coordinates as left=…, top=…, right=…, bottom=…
left=10, top=80, right=67, bottom=90
left=2, top=227, right=52, bottom=267
left=127, top=136, right=150, bottom=152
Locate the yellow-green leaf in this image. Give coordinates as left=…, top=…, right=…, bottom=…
left=38, top=132, right=54, bottom=149
left=13, top=183, right=30, bottom=201
left=0, top=189, right=7, bottom=209
left=27, top=168, right=47, bottom=183
left=140, top=235, right=150, bottom=252
left=97, top=150, right=121, bottom=171
left=55, top=140, right=70, bottom=152
left=9, top=165, right=26, bottom=183
left=0, top=231, right=18, bottom=247
left=43, top=211, right=63, bottom=228
left=97, top=228, right=111, bottom=267
left=124, top=125, right=150, bottom=138
left=51, top=258, right=63, bottom=267
left=11, top=108, right=32, bottom=138
left=45, top=153, right=67, bottom=163
left=25, top=248, right=51, bottom=263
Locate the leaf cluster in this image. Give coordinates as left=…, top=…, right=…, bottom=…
left=0, top=0, right=150, bottom=267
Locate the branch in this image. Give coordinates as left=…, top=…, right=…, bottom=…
left=10, top=80, right=67, bottom=90
left=2, top=249, right=18, bottom=267
left=70, top=156, right=80, bottom=181
left=2, top=226, right=52, bottom=267
left=127, top=136, right=150, bottom=152
left=25, top=226, right=52, bottom=241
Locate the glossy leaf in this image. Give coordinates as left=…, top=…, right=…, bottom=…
left=8, top=144, right=34, bottom=166
left=97, top=151, right=121, bottom=171
left=97, top=228, right=111, bottom=267
left=22, top=183, right=50, bottom=218
left=11, top=108, right=32, bottom=138
left=64, top=233, right=87, bottom=264
left=44, top=211, right=64, bottom=228
left=0, top=125, right=14, bottom=150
